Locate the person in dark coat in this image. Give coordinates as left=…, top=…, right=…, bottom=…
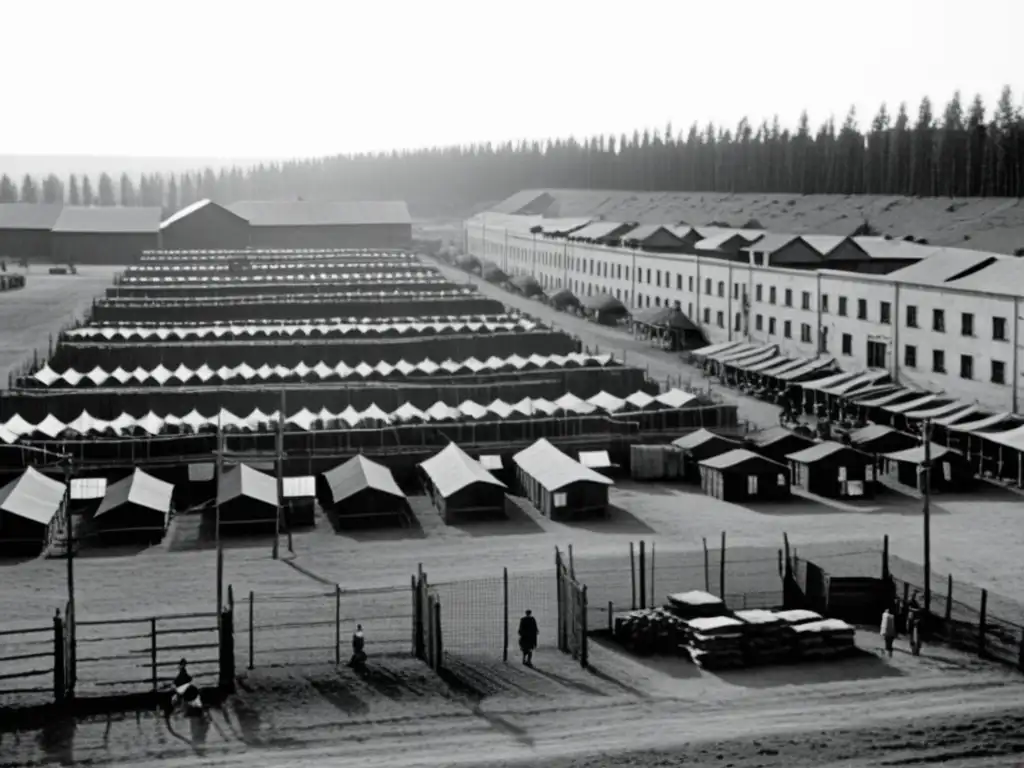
left=349, top=624, right=366, bottom=667
left=907, top=592, right=922, bottom=656
left=518, top=610, right=538, bottom=666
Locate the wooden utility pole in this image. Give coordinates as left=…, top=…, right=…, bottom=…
left=215, top=424, right=225, bottom=622
left=62, top=455, right=75, bottom=638
left=921, top=419, right=932, bottom=617
left=274, top=389, right=285, bottom=560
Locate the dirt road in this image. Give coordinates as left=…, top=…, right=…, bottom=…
left=431, top=260, right=782, bottom=430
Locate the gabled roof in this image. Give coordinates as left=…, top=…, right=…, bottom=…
left=621, top=224, right=685, bottom=245
left=419, top=442, right=506, bottom=499
left=0, top=203, right=63, bottom=230
left=742, top=233, right=804, bottom=255
left=787, top=441, right=866, bottom=464
left=217, top=463, right=277, bottom=506
left=853, top=237, right=938, bottom=261
left=672, top=428, right=739, bottom=452
left=0, top=467, right=65, bottom=525
left=95, top=469, right=173, bottom=518
left=512, top=438, right=613, bottom=492
left=321, top=455, right=405, bottom=504
left=694, top=230, right=763, bottom=251
left=568, top=221, right=634, bottom=242
left=226, top=200, right=412, bottom=227
left=750, top=426, right=814, bottom=450
left=53, top=206, right=162, bottom=234
left=699, top=448, right=786, bottom=473
left=160, top=199, right=248, bottom=230
left=885, top=444, right=961, bottom=464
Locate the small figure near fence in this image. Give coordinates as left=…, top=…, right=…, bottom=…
left=165, top=658, right=204, bottom=717
left=518, top=610, right=539, bottom=667
left=880, top=607, right=896, bottom=657
left=906, top=592, right=923, bottom=656
left=349, top=624, right=367, bottom=670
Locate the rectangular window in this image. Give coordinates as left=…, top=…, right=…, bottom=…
left=906, top=305, right=918, bottom=328
left=646, top=268, right=651, bottom=284
left=688, top=276, right=694, bottom=292
left=656, top=271, right=662, bottom=288
left=821, top=294, right=829, bottom=313
left=992, top=360, right=1006, bottom=384
left=857, top=299, right=867, bottom=320
left=783, top=320, right=792, bottom=338
left=769, top=286, right=777, bottom=305
left=717, top=281, right=725, bottom=297
left=625, top=267, right=630, bottom=280
left=879, top=301, right=891, bottom=324
left=801, top=291, right=811, bottom=310
left=904, top=345, right=917, bottom=368
left=755, top=314, right=763, bottom=331
left=933, top=309, right=945, bottom=332
left=716, top=311, right=724, bottom=327
left=960, top=354, right=973, bottom=380
left=961, top=312, right=974, bottom=337
left=705, top=278, right=712, bottom=295
left=734, top=313, right=742, bottom=331
left=768, top=317, right=776, bottom=335
left=733, top=284, right=740, bottom=300
left=785, top=288, right=793, bottom=307
left=755, top=284, right=763, bottom=302
left=933, top=349, right=946, bottom=373
left=993, top=316, right=1007, bottom=341
left=676, top=274, right=682, bottom=290
left=838, top=296, right=848, bottom=316
left=800, top=323, right=811, bottom=343
left=842, top=333, right=852, bottom=356
left=703, top=307, right=710, bottom=323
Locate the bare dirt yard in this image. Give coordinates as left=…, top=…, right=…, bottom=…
left=3, top=260, right=1024, bottom=767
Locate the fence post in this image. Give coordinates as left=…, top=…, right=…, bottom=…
left=1018, top=628, right=1024, bottom=673
left=945, top=576, right=953, bottom=625
left=335, top=584, right=341, bottom=666
left=220, top=606, right=235, bottom=694
left=568, top=545, right=575, bottom=580
left=629, top=542, right=637, bottom=610
left=638, top=541, right=647, bottom=610
left=719, top=532, right=727, bottom=602
left=881, top=535, right=890, bottom=581
left=555, top=548, right=564, bottom=651
left=650, top=542, right=656, bottom=608
left=503, top=567, right=509, bottom=663
left=978, top=589, right=988, bottom=658
left=702, top=537, right=710, bottom=592
left=580, top=585, right=589, bottom=669
left=248, top=590, right=255, bottom=671
left=433, top=599, right=443, bottom=672
left=607, top=601, right=613, bottom=634
left=150, top=618, right=158, bottom=693
left=53, top=609, right=65, bottom=705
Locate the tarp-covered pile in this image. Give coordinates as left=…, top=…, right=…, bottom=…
left=665, top=590, right=728, bottom=619
left=685, top=616, right=746, bottom=670
left=734, top=609, right=792, bottom=665
left=790, top=617, right=857, bottom=659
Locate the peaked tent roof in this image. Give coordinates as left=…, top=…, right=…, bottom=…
left=217, top=463, right=277, bottom=506
left=512, top=438, right=613, bottom=492
left=95, top=469, right=173, bottom=518
left=419, top=442, right=507, bottom=499
left=621, top=224, right=685, bottom=244
left=0, top=203, right=64, bottom=230
left=226, top=200, right=412, bottom=227
left=672, top=428, right=739, bottom=451
left=322, top=455, right=405, bottom=504
left=160, top=199, right=248, bottom=229
left=750, top=426, right=814, bottom=449
left=581, top=292, right=627, bottom=313
left=633, top=306, right=698, bottom=330
left=568, top=221, right=634, bottom=241
left=699, top=448, right=787, bottom=473
left=787, top=441, right=867, bottom=464
left=52, top=206, right=162, bottom=234
left=0, top=467, right=65, bottom=525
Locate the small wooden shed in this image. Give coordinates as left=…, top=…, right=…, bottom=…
left=748, top=426, right=816, bottom=466
left=884, top=443, right=975, bottom=493
left=419, top=442, right=508, bottom=523
left=93, top=469, right=174, bottom=544
left=787, top=441, right=876, bottom=499
left=216, top=463, right=279, bottom=531
left=319, top=455, right=408, bottom=528
left=0, top=468, right=66, bottom=553
left=698, top=449, right=791, bottom=503
left=513, top=438, right=614, bottom=520
left=672, top=429, right=742, bottom=481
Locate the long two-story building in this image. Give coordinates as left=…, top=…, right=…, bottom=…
left=465, top=207, right=1023, bottom=414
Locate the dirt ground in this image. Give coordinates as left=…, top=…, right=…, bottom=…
left=3, top=259, right=1024, bottom=767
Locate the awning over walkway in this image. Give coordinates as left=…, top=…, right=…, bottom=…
left=776, top=357, right=836, bottom=382
left=691, top=340, right=742, bottom=359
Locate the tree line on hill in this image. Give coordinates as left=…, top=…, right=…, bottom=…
left=2, top=87, right=1023, bottom=216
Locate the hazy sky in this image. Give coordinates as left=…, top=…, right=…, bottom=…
left=7, top=0, right=1021, bottom=159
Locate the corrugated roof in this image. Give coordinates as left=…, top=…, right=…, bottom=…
left=217, top=463, right=277, bottom=507
left=95, top=469, right=173, bottom=518
left=513, top=438, right=613, bottom=492
left=322, top=455, right=405, bottom=504
left=0, top=203, right=63, bottom=230
left=699, top=448, right=786, bottom=473
left=0, top=467, right=65, bottom=525
left=419, top=443, right=506, bottom=499
left=160, top=199, right=248, bottom=230
left=226, top=200, right=412, bottom=227
left=53, top=206, right=162, bottom=234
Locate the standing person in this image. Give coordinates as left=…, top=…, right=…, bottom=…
left=349, top=624, right=366, bottom=668
left=907, top=592, right=922, bottom=656
left=518, top=610, right=539, bottom=667
left=880, top=606, right=896, bottom=657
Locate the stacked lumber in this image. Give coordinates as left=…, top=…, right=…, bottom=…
left=734, top=609, right=793, bottom=665
left=665, top=590, right=728, bottom=620
left=685, top=616, right=746, bottom=670
left=774, top=609, right=824, bottom=626
left=791, top=618, right=857, bottom=659
left=613, top=608, right=689, bottom=655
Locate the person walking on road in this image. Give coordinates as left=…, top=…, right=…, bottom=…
left=518, top=610, right=539, bottom=667
left=880, top=607, right=897, bottom=657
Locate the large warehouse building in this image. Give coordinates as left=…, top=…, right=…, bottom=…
left=0, top=204, right=63, bottom=262
left=51, top=207, right=162, bottom=264
left=466, top=189, right=1024, bottom=414
left=226, top=200, right=412, bottom=249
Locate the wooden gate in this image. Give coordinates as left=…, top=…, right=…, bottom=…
left=413, top=569, right=443, bottom=672
left=555, top=547, right=588, bottom=667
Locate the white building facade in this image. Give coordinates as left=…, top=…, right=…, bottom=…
left=465, top=215, right=1023, bottom=414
